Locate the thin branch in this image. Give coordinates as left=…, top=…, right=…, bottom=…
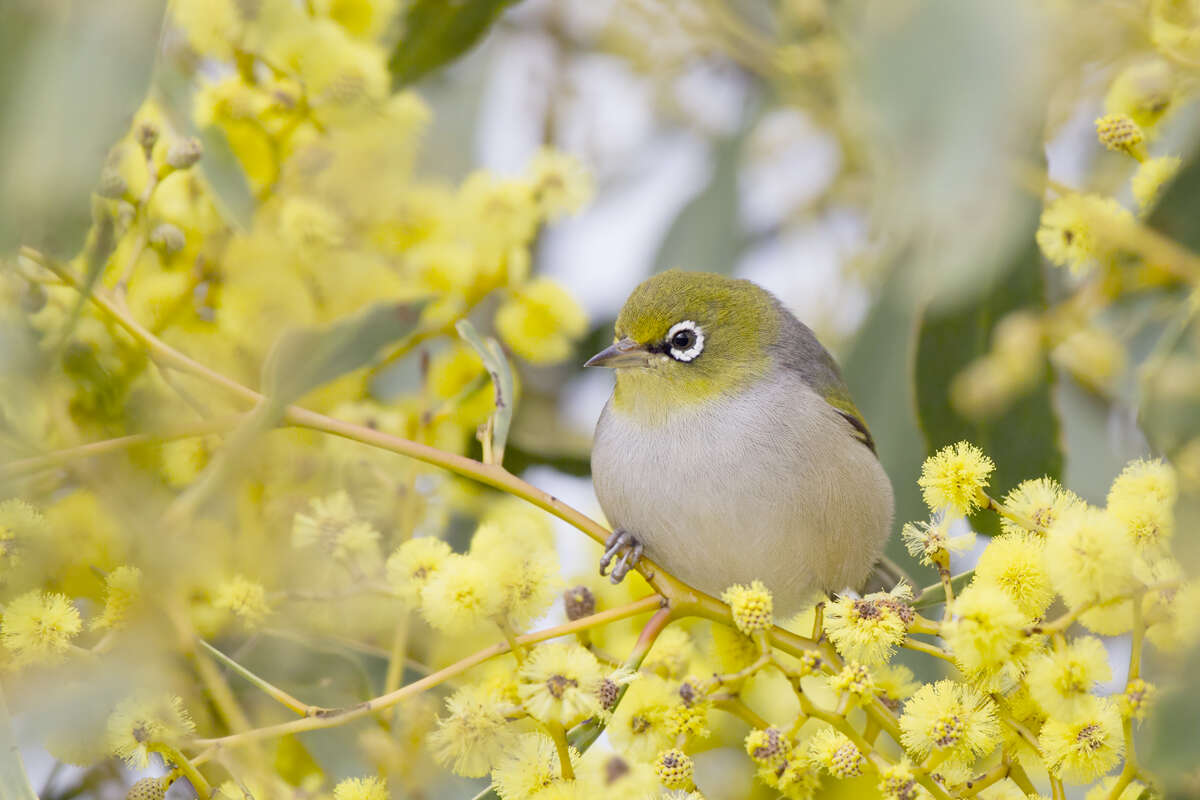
left=198, top=639, right=316, bottom=717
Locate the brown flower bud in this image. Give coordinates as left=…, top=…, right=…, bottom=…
left=166, top=137, right=203, bottom=169
left=563, top=585, right=595, bottom=620
left=149, top=223, right=186, bottom=256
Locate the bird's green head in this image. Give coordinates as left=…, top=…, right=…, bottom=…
left=585, top=270, right=782, bottom=419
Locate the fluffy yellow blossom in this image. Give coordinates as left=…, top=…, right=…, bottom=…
left=745, top=726, right=792, bottom=767
left=418, top=553, right=504, bottom=634
left=0, top=498, right=49, bottom=571
left=655, top=749, right=695, bottom=790
left=92, top=565, right=143, bottom=631
left=1144, top=578, right=1200, bottom=651
left=1051, top=326, right=1127, bottom=392
left=711, top=619, right=762, bottom=673
left=106, top=693, right=195, bottom=767
left=214, top=575, right=272, bottom=626
left=900, top=680, right=1001, bottom=767
left=919, top=442, right=994, bottom=516
left=758, top=751, right=822, bottom=800
left=517, top=642, right=607, bottom=727
left=942, top=584, right=1027, bottom=682
left=823, top=583, right=913, bottom=664
left=470, top=523, right=561, bottom=628
left=481, top=497, right=557, bottom=552
left=292, top=491, right=381, bottom=562
left=1107, top=458, right=1176, bottom=554
left=875, top=664, right=921, bottom=714
left=266, top=18, right=388, bottom=117
left=902, top=517, right=976, bottom=568
left=279, top=195, right=346, bottom=249
left=458, top=172, right=540, bottom=255
left=313, top=0, right=399, bottom=39
left=385, top=537, right=452, bottom=604
left=1132, top=156, right=1182, bottom=210
left=491, top=732, right=579, bottom=800
left=1039, top=698, right=1123, bottom=784
left=972, top=532, right=1053, bottom=618
left=495, top=279, right=588, bottom=364
left=609, top=674, right=676, bottom=762
left=721, top=580, right=774, bottom=635
left=1094, top=114, right=1145, bottom=156
left=1045, top=507, right=1137, bottom=610
left=807, top=727, right=864, bottom=779
left=1027, top=636, right=1111, bottom=720
left=1, top=590, right=82, bottom=665
left=527, top=149, right=593, bottom=220
left=428, top=685, right=517, bottom=778
left=332, top=776, right=387, bottom=800
left=1000, top=477, right=1083, bottom=536
left=1035, top=194, right=1132, bottom=274
left=642, top=627, right=698, bottom=679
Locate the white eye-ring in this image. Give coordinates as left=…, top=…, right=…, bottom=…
left=666, top=320, right=705, bottom=362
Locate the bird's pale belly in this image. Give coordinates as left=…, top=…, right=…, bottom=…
left=591, top=376, right=893, bottom=615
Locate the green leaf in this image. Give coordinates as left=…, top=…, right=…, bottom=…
left=1144, top=643, right=1200, bottom=786
left=261, top=302, right=425, bottom=410
left=166, top=302, right=425, bottom=523
left=0, top=0, right=164, bottom=257
left=914, top=236, right=1063, bottom=536
left=1146, top=144, right=1200, bottom=254
left=455, top=319, right=515, bottom=466
left=196, top=125, right=256, bottom=231
left=842, top=262, right=927, bottom=571
left=388, top=0, right=521, bottom=88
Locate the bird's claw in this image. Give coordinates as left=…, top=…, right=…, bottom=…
left=599, top=529, right=643, bottom=584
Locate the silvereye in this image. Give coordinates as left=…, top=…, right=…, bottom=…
left=586, top=270, right=894, bottom=614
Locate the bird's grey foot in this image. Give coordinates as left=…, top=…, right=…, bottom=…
left=599, top=528, right=643, bottom=584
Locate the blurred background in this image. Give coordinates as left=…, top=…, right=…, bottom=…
left=3, top=0, right=1200, bottom=797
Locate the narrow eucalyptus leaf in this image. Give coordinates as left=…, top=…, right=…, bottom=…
left=455, top=319, right=515, bottom=465
left=388, top=0, right=521, bottom=88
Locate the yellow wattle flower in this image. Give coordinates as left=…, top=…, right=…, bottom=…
left=918, top=441, right=994, bottom=516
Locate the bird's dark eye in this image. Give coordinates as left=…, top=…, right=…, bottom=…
left=665, top=320, right=705, bottom=362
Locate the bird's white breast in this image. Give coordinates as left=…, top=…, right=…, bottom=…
left=591, top=371, right=893, bottom=614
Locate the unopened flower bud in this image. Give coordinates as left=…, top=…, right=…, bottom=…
left=745, top=726, right=791, bottom=766
left=654, top=748, right=694, bottom=790
left=126, top=777, right=166, bottom=800
left=149, top=223, right=186, bottom=256
left=96, top=171, right=128, bottom=200
left=721, top=580, right=773, bottom=635
left=563, top=585, right=595, bottom=620
left=136, top=123, right=159, bottom=155
left=1095, top=114, right=1145, bottom=155
left=166, top=137, right=203, bottom=169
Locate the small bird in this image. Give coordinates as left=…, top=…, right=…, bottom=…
left=586, top=270, right=894, bottom=614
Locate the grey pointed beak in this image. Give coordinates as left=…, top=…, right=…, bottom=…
left=584, top=337, right=652, bottom=368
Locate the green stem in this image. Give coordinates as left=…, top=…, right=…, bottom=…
left=149, top=742, right=212, bottom=799
left=197, top=639, right=316, bottom=717
left=0, top=417, right=239, bottom=480
left=189, top=596, right=664, bottom=750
